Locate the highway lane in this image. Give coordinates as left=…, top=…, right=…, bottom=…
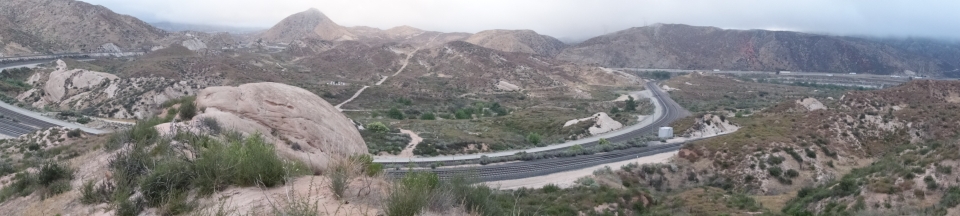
left=383, top=81, right=692, bottom=181
left=375, top=81, right=688, bottom=165
left=0, top=60, right=108, bottom=137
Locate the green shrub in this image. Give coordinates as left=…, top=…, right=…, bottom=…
left=0, top=172, right=37, bottom=201
left=625, top=96, right=638, bottom=111
left=805, top=148, right=817, bottom=158
left=925, top=176, right=938, bottom=190
left=385, top=172, right=439, bottom=216
left=179, top=101, right=197, bottom=120
left=200, top=117, right=222, bottom=134
left=80, top=180, right=114, bottom=204
left=940, top=186, right=960, bottom=208
left=599, top=138, right=611, bottom=145
left=785, top=169, right=800, bottom=178
left=387, top=108, right=405, bottom=120
left=454, top=110, right=470, bottom=119
left=76, top=116, right=92, bottom=124
left=420, top=112, right=436, bottom=120
left=116, top=197, right=145, bottom=216
left=38, top=163, right=73, bottom=186
left=367, top=122, right=390, bottom=134
left=47, top=180, right=71, bottom=196
left=192, top=134, right=287, bottom=194
left=542, top=184, right=560, bottom=193
left=768, top=167, right=783, bottom=177
left=328, top=159, right=354, bottom=200
left=140, top=159, right=192, bottom=206
left=767, top=156, right=784, bottom=165
left=527, top=133, right=542, bottom=145
left=67, top=129, right=83, bottom=138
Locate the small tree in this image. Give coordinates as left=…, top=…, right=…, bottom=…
left=454, top=110, right=470, bottom=119
left=387, top=108, right=404, bottom=120
left=610, top=107, right=620, bottom=114
left=367, top=122, right=389, bottom=133
left=625, top=96, right=638, bottom=111
left=527, top=133, right=541, bottom=145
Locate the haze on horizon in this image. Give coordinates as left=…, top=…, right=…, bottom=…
left=83, top=0, right=960, bottom=42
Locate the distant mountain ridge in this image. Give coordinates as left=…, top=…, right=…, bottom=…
left=0, top=0, right=166, bottom=56
left=464, top=29, right=567, bottom=56
left=558, top=24, right=960, bottom=77
left=151, top=22, right=264, bottom=34
left=4, top=2, right=960, bottom=78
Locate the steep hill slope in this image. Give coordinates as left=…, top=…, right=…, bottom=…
left=559, top=24, right=960, bottom=77
left=258, top=8, right=354, bottom=42
left=0, top=0, right=167, bottom=56
left=465, top=29, right=566, bottom=56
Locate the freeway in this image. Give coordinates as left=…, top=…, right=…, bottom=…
left=382, top=81, right=691, bottom=181
left=374, top=81, right=689, bottom=164
left=386, top=143, right=685, bottom=182
left=0, top=60, right=107, bottom=137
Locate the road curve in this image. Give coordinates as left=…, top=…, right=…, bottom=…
left=375, top=81, right=689, bottom=164
left=382, top=81, right=691, bottom=182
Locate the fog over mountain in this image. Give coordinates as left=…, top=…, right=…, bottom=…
left=81, top=0, right=960, bottom=42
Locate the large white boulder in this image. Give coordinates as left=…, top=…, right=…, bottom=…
left=194, top=82, right=368, bottom=171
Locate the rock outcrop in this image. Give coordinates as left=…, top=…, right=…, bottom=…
left=797, top=98, right=826, bottom=111
left=18, top=59, right=202, bottom=119
left=194, top=82, right=367, bottom=170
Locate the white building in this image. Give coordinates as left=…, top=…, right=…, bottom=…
left=658, top=127, right=674, bottom=139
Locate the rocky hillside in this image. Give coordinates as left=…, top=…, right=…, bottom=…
left=340, top=41, right=636, bottom=109
left=559, top=24, right=960, bottom=77
left=0, top=0, right=166, bottom=56
left=465, top=29, right=566, bottom=56
left=258, top=8, right=355, bottom=42
left=16, top=59, right=205, bottom=119
left=631, top=80, right=960, bottom=214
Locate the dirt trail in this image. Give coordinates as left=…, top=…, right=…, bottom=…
left=338, top=35, right=437, bottom=110
left=333, top=85, right=369, bottom=110
left=398, top=129, right=423, bottom=157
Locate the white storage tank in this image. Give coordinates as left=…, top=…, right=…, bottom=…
left=658, top=127, right=674, bottom=139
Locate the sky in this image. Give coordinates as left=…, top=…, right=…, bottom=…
left=83, top=0, right=960, bottom=42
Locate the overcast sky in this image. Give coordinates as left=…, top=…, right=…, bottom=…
left=83, top=0, right=960, bottom=41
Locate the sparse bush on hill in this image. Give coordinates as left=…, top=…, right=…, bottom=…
left=385, top=171, right=438, bottom=216
left=178, top=101, right=197, bottom=120
left=366, top=122, right=389, bottom=133
left=420, top=112, right=436, bottom=120
left=387, top=107, right=405, bottom=120
left=88, top=120, right=309, bottom=214
left=526, top=132, right=541, bottom=145
left=67, top=128, right=83, bottom=138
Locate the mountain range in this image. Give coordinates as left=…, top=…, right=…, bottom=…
left=2, top=1, right=959, bottom=78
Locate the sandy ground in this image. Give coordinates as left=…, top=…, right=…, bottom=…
left=397, top=129, right=423, bottom=157
left=661, top=85, right=678, bottom=91
left=196, top=175, right=386, bottom=216
left=486, top=150, right=678, bottom=190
